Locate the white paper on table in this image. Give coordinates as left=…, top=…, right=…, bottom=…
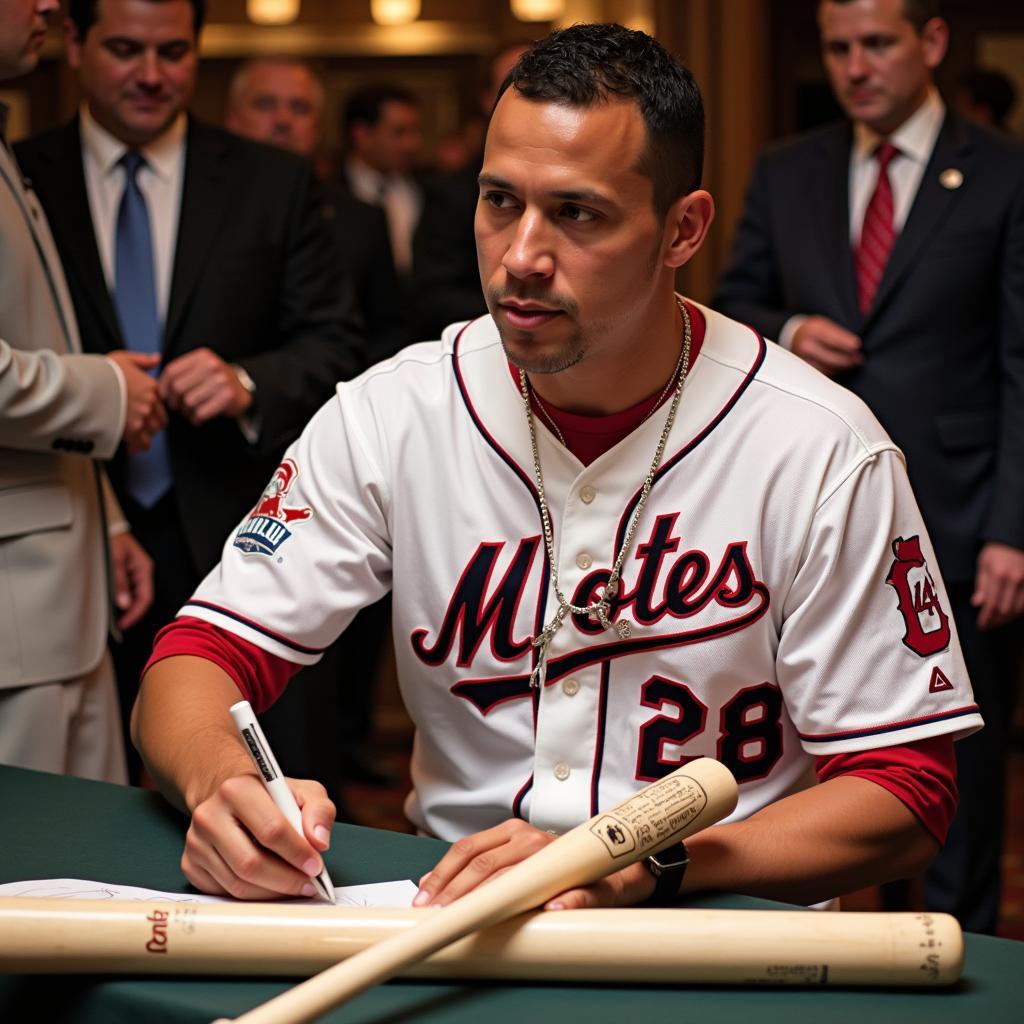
left=0, top=877, right=418, bottom=908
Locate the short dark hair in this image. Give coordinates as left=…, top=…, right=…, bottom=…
left=495, top=22, right=705, bottom=216
left=69, top=0, right=207, bottom=39
left=959, top=68, right=1017, bottom=128
left=342, top=85, right=418, bottom=146
left=821, top=0, right=940, bottom=33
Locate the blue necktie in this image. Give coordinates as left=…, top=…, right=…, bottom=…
left=114, top=151, right=172, bottom=507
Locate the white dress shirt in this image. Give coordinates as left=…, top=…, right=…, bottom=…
left=779, top=89, right=945, bottom=349
left=848, top=88, right=945, bottom=245
left=345, top=157, right=421, bottom=276
left=79, top=104, right=186, bottom=324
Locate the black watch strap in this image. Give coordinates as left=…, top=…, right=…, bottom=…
left=643, top=840, right=689, bottom=906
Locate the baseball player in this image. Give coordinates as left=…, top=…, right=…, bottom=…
left=134, top=24, right=979, bottom=911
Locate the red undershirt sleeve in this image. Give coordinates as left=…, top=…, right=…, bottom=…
left=814, top=735, right=958, bottom=846
left=143, top=616, right=301, bottom=714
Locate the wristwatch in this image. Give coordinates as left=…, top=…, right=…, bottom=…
left=232, top=364, right=258, bottom=402
left=643, top=841, right=689, bottom=906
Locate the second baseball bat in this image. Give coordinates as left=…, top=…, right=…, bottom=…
left=216, top=755, right=738, bottom=1023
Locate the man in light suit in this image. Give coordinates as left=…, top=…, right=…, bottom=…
left=0, top=0, right=158, bottom=781
left=714, top=0, right=1024, bottom=933
left=15, top=0, right=363, bottom=781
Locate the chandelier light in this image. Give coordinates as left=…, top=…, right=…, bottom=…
left=371, top=0, right=422, bottom=25
left=246, top=0, right=300, bottom=25
left=510, top=0, right=566, bottom=20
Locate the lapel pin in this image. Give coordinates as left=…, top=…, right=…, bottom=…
left=939, top=168, right=963, bottom=190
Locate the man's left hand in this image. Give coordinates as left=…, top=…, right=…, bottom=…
left=972, top=541, right=1024, bottom=630
left=159, top=348, right=253, bottom=425
left=412, top=818, right=657, bottom=910
left=110, top=532, right=154, bottom=630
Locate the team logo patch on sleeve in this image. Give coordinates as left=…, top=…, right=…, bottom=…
left=885, top=535, right=951, bottom=657
left=234, top=459, right=313, bottom=557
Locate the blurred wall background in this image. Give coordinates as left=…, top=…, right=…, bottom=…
left=5, top=0, right=1022, bottom=303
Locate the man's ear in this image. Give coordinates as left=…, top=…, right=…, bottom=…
left=662, top=189, right=715, bottom=269
left=64, top=16, right=83, bottom=71
left=921, top=17, right=949, bottom=71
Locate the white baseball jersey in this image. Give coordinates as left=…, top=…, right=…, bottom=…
left=183, top=304, right=981, bottom=841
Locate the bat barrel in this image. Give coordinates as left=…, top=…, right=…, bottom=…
left=0, top=900, right=963, bottom=987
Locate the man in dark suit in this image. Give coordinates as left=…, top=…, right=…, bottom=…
left=410, top=43, right=529, bottom=341
left=224, top=54, right=406, bottom=798
left=714, top=0, right=1024, bottom=934
left=338, top=85, right=422, bottom=285
left=16, top=0, right=362, bottom=781
left=955, top=68, right=1017, bottom=133
left=225, top=57, right=411, bottom=362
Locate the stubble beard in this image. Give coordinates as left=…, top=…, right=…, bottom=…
left=500, top=330, right=586, bottom=375
left=486, top=284, right=585, bottom=375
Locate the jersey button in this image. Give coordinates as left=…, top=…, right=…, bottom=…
left=554, top=762, right=571, bottom=781
left=576, top=552, right=593, bottom=570
left=579, top=485, right=596, bottom=504
left=562, top=678, right=580, bottom=696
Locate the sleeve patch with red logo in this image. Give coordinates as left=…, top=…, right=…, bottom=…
left=885, top=536, right=951, bottom=657
left=233, top=458, right=314, bottom=557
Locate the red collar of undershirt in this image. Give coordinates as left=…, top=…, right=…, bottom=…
left=507, top=301, right=706, bottom=466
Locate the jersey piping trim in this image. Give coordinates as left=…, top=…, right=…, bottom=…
left=181, top=599, right=325, bottom=656
left=590, top=660, right=611, bottom=816
left=615, top=327, right=767, bottom=549
left=798, top=704, right=981, bottom=743
left=512, top=773, right=533, bottom=819
left=452, top=321, right=538, bottom=500
left=511, top=660, right=542, bottom=821
left=453, top=321, right=551, bottom=694
left=510, top=618, right=542, bottom=822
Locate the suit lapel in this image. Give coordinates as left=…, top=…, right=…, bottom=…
left=0, top=143, right=35, bottom=229
left=810, top=124, right=860, bottom=326
left=38, top=119, right=122, bottom=350
left=865, top=113, right=969, bottom=326
left=165, top=120, right=230, bottom=351
left=0, top=145, right=77, bottom=354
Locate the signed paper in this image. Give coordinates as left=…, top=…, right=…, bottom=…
left=0, top=877, right=418, bottom=908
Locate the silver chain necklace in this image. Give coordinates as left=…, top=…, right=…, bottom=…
left=517, top=296, right=692, bottom=688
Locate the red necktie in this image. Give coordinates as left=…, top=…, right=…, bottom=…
left=855, top=142, right=899, bottom=314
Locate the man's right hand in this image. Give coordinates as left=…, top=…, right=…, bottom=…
left=106, top=350, right=167, bottom=454
left=790, top=316, right=863, bottom=376
left=183, top=774, right=336, bottom=900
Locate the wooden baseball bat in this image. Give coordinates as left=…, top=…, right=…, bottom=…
left=0, top=899, right=963, bottom=987
left=216, top=756, right=739, bottom=1023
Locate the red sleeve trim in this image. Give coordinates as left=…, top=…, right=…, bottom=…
left=143, top=617, right=301, bottom=714
left=814, top=736, right=958, bottom=846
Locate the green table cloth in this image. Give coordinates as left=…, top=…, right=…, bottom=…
left=0, top=765, right=1019, bottom=1023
